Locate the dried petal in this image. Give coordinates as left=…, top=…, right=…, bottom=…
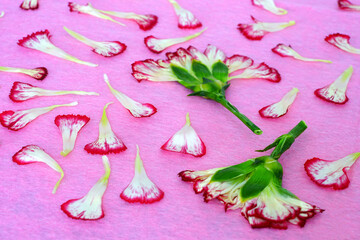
left=230, top=62, right=281, bottom=82
left=168, top=0, right=202, bottom=29
left=252, top=0, right=287, bottom=15
left=272, top=44, right=332, bottom=63
left=338, top=0, right=360, bottom=11
left=325, top=33, right=360, bottom=54
left=99, top=11, right=158, bottom=31
left=20, top=0, right=38, bottom=10
left=0, top=66, right=47, bottom=80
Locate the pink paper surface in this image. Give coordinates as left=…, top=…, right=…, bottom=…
left=1, top=0, right=360, bottom=239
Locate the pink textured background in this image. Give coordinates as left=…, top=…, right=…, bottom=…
left=1, top=0, right=360, bottom=239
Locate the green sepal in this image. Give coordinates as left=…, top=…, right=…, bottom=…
left=240, top=165, right=273, bottom=201
left=212, top=61, right=229, bottom=82
left=191, top=60, right=211, bottom=79
left=264, top=159, right=283, bottom=181
left=211, top=160, right=257, bottom=182
left=170, top=65, right=198, bottom=84
left=188, top=91, right=218, bottom=99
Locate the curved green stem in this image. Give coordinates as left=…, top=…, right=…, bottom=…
left=216, top=96, right=262, bottom=135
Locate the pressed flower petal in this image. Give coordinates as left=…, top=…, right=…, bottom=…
left=55, top=114, right=90, bottom=157
left=0, top=66, right=48, bottom=80
left=230, top=62, right=281, bottom=82
left=9, top=81, right=99, bottom=102
left=325, top=33, right=360, bottom=54
left=17, top=30, right=98, bottom=67
left=61, top=156, right=111, bottom=220
left=238, top=16, right=295, bottom=40
left=252, top=0, right=287, bottom=15
left=68, top=2, right=125, bottom=26
left=259, top=88, right=299, bottom=118
left=132, top=59, right=178, bottom=82
left=85, top=103, right=127, bottom=154
left=12, top=145, right=64, bottom=194
left=104, top=74, right=157, bottom=117
left=0, top=11, right=4, bottom=17
left=0, top=101, right=78, bottom=131
left=305, top=152, right=360, bottom=190
left=120, top=145, right=164, bottom=203
left=168, top=0, right=202, bottom=29
left=338, top=0, right=360, bottom=11
left=99, top=11, right=158, bottom=31
left=64, top=27, right=126, bottom=57
left=161, top=113, right=206, bottom=157
left=314, top=66, right=353, bottom=104
left=144, top=28, right=206, bottom=54
left=20, top=0, right=38, bottom=10
left=272, top=44, right=332, bottom=63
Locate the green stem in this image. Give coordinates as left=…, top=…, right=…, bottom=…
left=216, top=96, right=262, bottom=135
left=288, top=120, right=307, bottom=138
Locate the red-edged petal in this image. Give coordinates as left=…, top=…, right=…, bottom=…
left=225, top=54, right=254, bottom=74
left=20, top=0, right=38, bottom=10
left=314, top=66, right=353, bottom=104
left=168, top=0, right=202, bottom=29
left=338, top=0, right=360, bottom=11
left=55, top=114, right=90, bottom=156
left=131, top=59, right=177, bottom=82
left=104, top=74, right=157, bottom=117
left=304, top=153, right=360, bottom=190
left=12, top=145, right=64, bottom=193
left=61, top=156, right=110, bottom=220
left=325, top=33, right=360, bottom=54
left=84, top=103, right=127, bottom=155
left=231, top=62, right=281, bottom=82
left=259, top=88, right=298, bottom=118
left=134, top=14, right=158, bottom=31
left=252, top=0, right=287, bottom=15
left=161, top=113, right=206, bottom=157
left=120, top=146, right=164, bottom=204
left=17, top=30, right=51, bottom=48
left=92, top=41, right=127, bottom=57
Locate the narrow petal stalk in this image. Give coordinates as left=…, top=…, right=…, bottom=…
left=18, top=30, right=97, bottom=67
left=0, top=66, right=48, bottom=80
left=325, top=33, right=360, bottom=54
left=238, top=16, right=295, bottom=40
left=252, top=0, right=287, bottom=15
left=272, top=44, right=332, bottom=63
left=85, top=103, right=127, bottom=154
left=305, top=152, right=360, bottom=190
left=161, top=113, right=206, bottom=157
left=55, top=114, right=90, bottom=156
left=338, top=0, right=360, bottom=11
left=314, top=66, right=353, bottom=104
left=63, top=27, right=126, bottom=57
left=12, top=145, right=64, bottom=194
left=121, top=145, right=164, bottom=203
left=144, top=28, right=206, bottom=53
left=20, top=0, right=38, bottom=10
left=9, top=81, right=99, bottom=102
left=168, top=0, right=202, bottom=29
left=68, top=2, right=125, bottom=26
left=259, top=88, right=299, bottom=118
left=104, top=74, right=157, bottom=117
left=229, top=62, right=281, bottom=82
left=0, top=101, right=78, bottom=131
left=61, top=156, right=111, bottom=220
left=99, top=11, right=158, bottom=31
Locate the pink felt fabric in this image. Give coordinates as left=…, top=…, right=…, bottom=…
left=1, top=0, right=360, bottom=239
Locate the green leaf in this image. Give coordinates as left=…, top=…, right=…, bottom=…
left=212, top=61, right=229, bottom=82
left=211, top=160, right=256, bottom=182
left=191, top=60, right=211, bottom=79
left=170, top=65, right=198, bottom=83
left=240, top=165, right=273, bottom=201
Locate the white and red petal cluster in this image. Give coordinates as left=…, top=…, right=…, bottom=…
left=20, top=0, right=39, bottom=10
left=179, top=169, right=323, bottom=229
left=132, top=45, right=280, bottom=83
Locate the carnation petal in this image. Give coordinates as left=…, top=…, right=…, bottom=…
left=168, top=0, right=202, bottom=29
left=131, top=59, right=178, bottom=82
left=338, top=0, right=360, bottom=11
left=99, top=11, right=158, bottom=31
left=84, top=103, right=127, bottom=154
left=0, top=101, right=78, bottom=131
left=20, top=0, right=38, bottom=10
left=325, top=33, right=360, bottom=54
left=230, top=62, right=281, bottom=82
left=55, top=114, right=90, bottom=156
left=238, top=16, right=295, bottom=40
left=304, top=152, right=360, bottom=190
left=12, top=145, right=64, bottom=194
left=120, top=145, right=164, bottom=203
left=259, top=88, right=298, bottom=118
left=252, top=0, right=287, bottom=15
left=161, top=113, right=206, bottom=157
left=0, top=66, right=48, bottom=80
left=272, top=44, right=332, bottom=63
left=314, top=66, right=353, bottom=104
left=104, top=74, right=157, bottom=117
left=61, top=156, right=111, bottom=220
